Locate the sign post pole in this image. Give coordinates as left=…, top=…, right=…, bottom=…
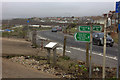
left=102, top=14, right=107, bottom=78
left=86, top=42, right=89, bottom=68
left=89, top=25, right=93, bottom=78
left=86, top=42, right=89, bottom=77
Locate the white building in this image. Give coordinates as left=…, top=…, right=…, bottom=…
left=41, top=25, right=52, bottom=28
left=29, top=25, right=40, bottom=28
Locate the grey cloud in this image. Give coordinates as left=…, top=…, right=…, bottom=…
left=2, top=2, right=114, bottom=19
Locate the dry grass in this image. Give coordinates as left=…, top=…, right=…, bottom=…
left=111, top=33, right=118, bottom=43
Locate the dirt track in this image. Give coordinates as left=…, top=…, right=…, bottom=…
left=2, top=38, right=57, bottom=78
left=2, top=58, right=57, bottom=78
left=2, top=38, right=37, bottom=56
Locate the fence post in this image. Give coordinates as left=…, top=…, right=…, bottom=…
left=32, top=30, right=37, bottom=47
left=47, top=49, right=51, bottom=64
left=41, top=39, right=43, bottom=50
left=63, top=36, right=67, bottom=56
left=53, top=48, right=57, bottom=66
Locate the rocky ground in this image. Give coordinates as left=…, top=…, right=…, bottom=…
left=2, top=37, right=120, bottom=79
left=6, top=56, right=72, bottom=78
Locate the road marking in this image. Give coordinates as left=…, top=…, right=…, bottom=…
left=70, top=47, right=117, bottom=60
left=37, top=35, right=49, bottom=40
left=66, top=50, right=71, bottom=53
left=56, top=47, right=71, bottom=53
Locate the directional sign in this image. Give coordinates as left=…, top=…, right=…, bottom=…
left=116, top=2, right=120, bottom=13
left=93, top=25, right=102, bottom=31
left=79, top=26, right=90, bottom=31
left=118, top=24, right=120, bottom=31
left=74, top=32, right=90, bottom=42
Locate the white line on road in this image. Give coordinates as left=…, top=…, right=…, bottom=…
left=70, top=47, right=117, bottom=60
left=37, top=35, right=49, bottom=40
left=56, top=47, right=71, bottom=53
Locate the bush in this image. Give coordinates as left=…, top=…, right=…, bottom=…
left=2, top=32, right=11, bottom=37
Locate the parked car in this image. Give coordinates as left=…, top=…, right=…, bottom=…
left=93, top=33, right=114, bottom=47
left=57, top=27, right=62, bottom=31
left=51, top=27, right=57, bottom=32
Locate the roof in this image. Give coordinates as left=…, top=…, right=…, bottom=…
left=4, top=29, right=11, bottom=31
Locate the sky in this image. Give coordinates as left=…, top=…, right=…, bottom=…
left=1, top=0, right=120, bottom=2
left=1, top=1, right=117, bottom=19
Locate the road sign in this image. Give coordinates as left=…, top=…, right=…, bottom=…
left=27, top=20, right=29, bottom=23
left=116, top=2, right=120, bottom=13
left=93, top=25, right=102, bottom=31
left=79, top=26, right=90, bottom=31
left=118, top=24, right=120, bottom=31
left=74, top=32, right=90, bottom=42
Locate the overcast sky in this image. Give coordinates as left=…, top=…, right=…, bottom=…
left=2, top=2, right=115, bottom=19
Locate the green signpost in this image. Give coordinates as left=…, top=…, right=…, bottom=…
left=93, top=25, right=102, bottom=31
left=79, top=25, right=102, bottom=32
left=74, top=32, right=90, bottom=42
left=79, top=26, right=90, bottom=31
left=75, top=25, right=102, bottom=78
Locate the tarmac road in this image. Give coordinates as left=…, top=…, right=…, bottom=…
left=37, top=30, right=119, bottom=67
left=37, top=30, right=118, bottom=57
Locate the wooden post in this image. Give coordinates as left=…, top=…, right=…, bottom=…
left=63, top=36, right=67, bottom=56
left=86, top=42, right=89, bottom=77
left=53, top=48, right=56, bottom=66
left=86, top=43, right=89, bottom=65
left=41, top=39, right=43, bottom=50
left=32, top=30, right=37, bottom=47
left=47, top=49, right=50, bottom=64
